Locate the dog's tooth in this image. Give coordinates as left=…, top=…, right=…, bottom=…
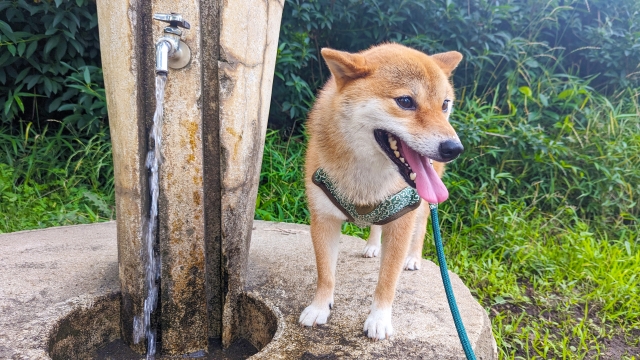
left=394, top=151, right=400, bottom=158
left=399, top=157, right=405, bottom=163
left=390, top=142, right=398, bottom=151
left=410, top=172, right=416, bottom=180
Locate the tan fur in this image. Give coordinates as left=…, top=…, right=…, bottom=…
left=300, top=43, right=463, bottom=339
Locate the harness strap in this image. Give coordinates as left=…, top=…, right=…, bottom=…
left=312, top=168, right=421, bottom=226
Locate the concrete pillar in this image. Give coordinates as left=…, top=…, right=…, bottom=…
left=218, top=0, right=284, bottom=346
left=96, top=0, right=283, bottom=355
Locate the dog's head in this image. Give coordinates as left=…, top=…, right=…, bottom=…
left=321, top=43, right=463, bottom=204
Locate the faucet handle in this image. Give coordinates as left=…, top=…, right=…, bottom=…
left=153, top=13, right=191, bottom=30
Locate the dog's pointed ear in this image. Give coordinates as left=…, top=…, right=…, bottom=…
left=431, top=51, right=463, bottom=76
left=321, top=48, right=370, bottom=88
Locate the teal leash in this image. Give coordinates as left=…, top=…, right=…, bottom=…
left=429, top=203, right=477, bottom=360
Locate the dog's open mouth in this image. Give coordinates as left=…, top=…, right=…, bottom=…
left=374, top=129, right=449, bottom=204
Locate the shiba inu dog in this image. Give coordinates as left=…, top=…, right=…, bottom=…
left=299, top=43, right=464, bottom=340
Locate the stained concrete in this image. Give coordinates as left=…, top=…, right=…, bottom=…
left=217, top=0, right=285, bottom=347
left=0, top=223, right=119, bottom=359
left=96, top=0, right=151, bottom=352
left=96, top=0, right=284, bottom=352
left=0, top=221, right=496, bottom=359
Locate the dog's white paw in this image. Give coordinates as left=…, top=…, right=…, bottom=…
left=362, top=243, right=380, bottom=258
left=299, top=303, right=332, bottom=326
left=404, top=255, right=422, bottom=270
left=363, top=307, right=393, bottom=340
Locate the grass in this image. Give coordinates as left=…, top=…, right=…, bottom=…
left=2, top=75, right=638, bottom=360
left=1, top=1, right=638, bottom=358
left=256, top=91, right=640, bottom=359
left=2, top=101, right=638, bottom=359
left=0, top=122, right=114, bottom=233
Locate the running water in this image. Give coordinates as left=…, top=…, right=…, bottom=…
left=134, top=73, right=167, bottom=359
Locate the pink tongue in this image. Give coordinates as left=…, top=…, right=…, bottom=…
left=400, top=141, right=449, bottom=204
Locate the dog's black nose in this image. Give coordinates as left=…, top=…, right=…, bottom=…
left=439, top=140, right=464, bottom=161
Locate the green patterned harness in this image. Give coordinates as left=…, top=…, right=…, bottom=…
left=312, top=168, right=421, bottom=227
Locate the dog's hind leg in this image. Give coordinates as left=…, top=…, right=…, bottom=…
left=364, top=212, right=415, bottom=340
left=404, top=202, right=428, bottom=270
left=363, top=225, right=382, bottom=257
left=299, top=213, right=343, bottom=327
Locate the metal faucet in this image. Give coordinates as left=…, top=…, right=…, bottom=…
left=154, top=13, right=191, bottom=75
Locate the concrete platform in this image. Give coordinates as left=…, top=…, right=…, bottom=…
left=0, top=221, right=497, bottom=359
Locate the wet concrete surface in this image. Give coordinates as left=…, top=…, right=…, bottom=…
left=1, top=221, right=497, bottom=359
left=95, top=338, right=257, bottom=359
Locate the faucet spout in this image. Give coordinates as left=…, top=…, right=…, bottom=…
left=154, top=13, right=191, bottom=74
left=155, top=40, right=171, bottom=76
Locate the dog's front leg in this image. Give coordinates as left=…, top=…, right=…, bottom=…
left=363, top=225, right=382, bottom=257
left=299, top=213, right=343, bottom=326
left=364, top=212, right=415, bottom=339
left=404, top=202, right=429, bottom=270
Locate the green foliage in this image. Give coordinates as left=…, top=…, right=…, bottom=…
left=271, top=0, right=640, bottom=225
left=256, top=129, right=310, bottom=222
left=448, top=87, right=640, bottom=223
left=0, top=0, right=104, bottom=133
left=0, top=0, right=637, bottom=357
left=256, top=128, right=640, bottom=359
left=271, top=0, right=640, bottom=129
left=437, top=202, right=640, bottom=359
left=0, top=0, right=110, bottom=232
left=0, top=121, right=114, bottom=232
left=261, top=5, right=640, bottom=349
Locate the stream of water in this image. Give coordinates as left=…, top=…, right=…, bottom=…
left=133, top=72, right=167, bottom=359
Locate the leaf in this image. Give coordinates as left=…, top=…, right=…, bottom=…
left=0, top=51, right=10, bottom=67
left=67, top=11, right=80, bottom=28
left=43, top=77, right=53, bottom=96
left=57, top=104, right=77, bottom=111
left=48, top=97, right=63, bottom=112
left=68, top=38, right=84, bottom=55
left=55, top=39, right=67, bottom=60
left=44, top=35, right=60, bottom=56
left=25, top=40, right=38, bottom=58
left=519, top=86, right=532, bottom=97
left=557, top=89, right=574, bottom=100
left=3, top=93, right=13, bottom=116
left=83, top=67, right=90, bottom=84
left=15, top=67, right=30, bottom=83
left=0, top=20, right=16, bottom=43
left=52, top=11, right=65, bottom=28
left=58, top=61, right=75, bottom=72
left=7, top=44, right=16, bottom=56
left=13, top=94, right=24, bottom=112
left=26, top=75, right=40, bottom=89
left=524, top=58, right=539, bottom=68
left=17, top=41, right=26, bottom=56
left=539, top=93, right=548, bottom=107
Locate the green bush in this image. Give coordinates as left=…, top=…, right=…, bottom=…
left=0, top=0, right=111, bottom=232
left=259, top=4, right=640, bottom=355
left=0, top=0, right=637, bottom=356
left=268, top=0, right=640, bottom=223
left=270, top=0, right=640, bottom=129
left=0, top=0, right=105, bottom=134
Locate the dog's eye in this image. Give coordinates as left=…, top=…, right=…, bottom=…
left=395, top=96, right=416, bottom=110
left=442, top=99, right=451, bottom=112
